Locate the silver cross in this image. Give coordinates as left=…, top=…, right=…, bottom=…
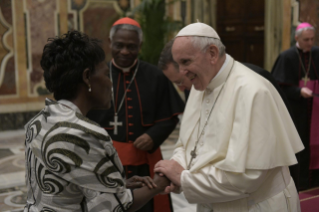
left=190, top=150, right=197, bottom=158
left=110, top=115, right=122, bottom=135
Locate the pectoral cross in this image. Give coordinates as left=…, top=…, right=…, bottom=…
left=190, top=150, right=197, bottom=158
left=302, top=76, right=310, bottom=86
left=187, top=150, right=197, bottom=170
left=110, top=115, right=122, bottom=135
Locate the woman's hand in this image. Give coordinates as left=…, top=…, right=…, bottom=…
left=153, top=173, right=171, bottom=192
left=126, top=174, right=170, bottom=212
left=126, top=175, right=157, bottom=189
left=162, top=182, right=182, bottom=194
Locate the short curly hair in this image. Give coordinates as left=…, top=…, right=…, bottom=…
left=40, top=31, right=105, bottom=100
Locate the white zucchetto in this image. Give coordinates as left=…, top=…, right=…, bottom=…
left=176, top=22, right=220, bottom=40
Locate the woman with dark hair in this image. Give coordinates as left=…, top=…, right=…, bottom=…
left=24, top=30, right=169, bottom=212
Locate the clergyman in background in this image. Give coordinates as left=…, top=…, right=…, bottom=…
left=87, top=17, right=184, bottom=212
left=271, top=22, right=319, bottom=191
left=158, top=39, right=192, bottom=102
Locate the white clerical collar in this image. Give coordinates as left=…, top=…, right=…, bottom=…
left=58, top=99, right=82, bottom=114
left=206, top=54, right=234, bottom=91
left=214, top=54, right=230, bottom=79
left=112, top=59, right=138, bottom=73
left=296, top=42, right=310, bottom=53
left=206, top=54, right=230, bottom=89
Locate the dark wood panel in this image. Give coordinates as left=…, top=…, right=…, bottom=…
left=221, top=37, right=245, bottom=62
left=245, top=24, right=264, bottom=35
left=217, top=23, right=244, bottom=35
left=246, top=0, right=265, bottom=18
left=216, top=0, right=265, bottom=67
left=217, top=0, right=246, bottom=20
left=217, top=0, right=264, bottom=20
left=244, top=39, right=264, bottom=67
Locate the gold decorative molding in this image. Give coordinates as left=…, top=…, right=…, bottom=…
left=12, top=0, right=28, bottom=98
left=0, top=7, right=13, bottom=92
left=291, top=0, right=299, bottom=27
left=282, top=0, right=291, bottom=51
left=59, top=0, right=69, bottom=35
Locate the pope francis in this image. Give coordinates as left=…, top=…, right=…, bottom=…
left=154, top=23, right=304, bottom=212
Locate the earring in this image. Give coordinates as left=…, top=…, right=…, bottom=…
left=88, top=85, right=91, bottom=92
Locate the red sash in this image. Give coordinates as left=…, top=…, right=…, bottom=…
left=113, top=141, right=172, bottom=212
left=299, top=80, right=319, bottom=169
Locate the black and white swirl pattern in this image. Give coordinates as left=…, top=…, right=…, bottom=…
left=41, top=207, right=56, bottom=212
left=113, top=201, right=133, bottom=212
left=25, top=120, right=42, bottom=144
left=65, top=183, right=82, bottom=195
left=81, top=187, right=99, bottom=199
left=96, top=174, right=124, bottom=188
left=42, top=133, right=89, bottom=174
left=94, top=155, right=124, bottom=188
left=35, top=159, right=68, bottom=194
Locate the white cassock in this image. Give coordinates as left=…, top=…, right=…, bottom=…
left=172, top=55, right=304, bottom=212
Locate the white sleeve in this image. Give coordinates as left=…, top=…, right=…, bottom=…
left=171, top=139, right=188, bottom=169
left=181, top=165, right=268, bottom=204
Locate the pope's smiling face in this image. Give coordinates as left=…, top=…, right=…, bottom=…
left=172, top=37, right=217, bottom=91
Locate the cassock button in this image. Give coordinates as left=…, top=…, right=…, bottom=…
left=206, top=99, right=210, bottom=103
left=128, top=115, right=133, bottom=118
left=206, top=89, right=212, bottom=94
left=129, top=132, right=134, bottom=135
left=126, top=81, right=130, bottom=84
left=127, top=89, right=132, bottom=92
left=129, top=123, right=134, bottom=126
left=200, top=141, right=204, bottom=146
left=127, top=97, right=132, bottom=101
left=206, top=110, right=209, bottom=114
left=128, top=106, right=133, bottom=109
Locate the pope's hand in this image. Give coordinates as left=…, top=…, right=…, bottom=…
left=126, top=175, right=157, bottom=189
left=134, top=133, right=154, bottom=151
left=301, top=87, right=313, bottom=98
left=154, top=160, right=184, bottom=187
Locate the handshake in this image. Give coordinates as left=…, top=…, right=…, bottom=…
left=124, top=159, right=185, bottom=212
left=126, top=159, right=185, bottom=194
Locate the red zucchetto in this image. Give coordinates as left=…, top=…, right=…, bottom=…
left=112, top=17, right=141, bottom=28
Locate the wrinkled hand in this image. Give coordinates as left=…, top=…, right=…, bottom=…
left=126, top=175, right=157, bottom=189
left=154, top=160, right=184, bottom=187
left=134, top=133, right=154, bottom=151
left=301, top=87, right=313, bottom=98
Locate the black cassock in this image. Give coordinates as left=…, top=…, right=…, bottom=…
left=271, top=46, right=319, bottom=191
left=87, top=60, right=184, bottom=212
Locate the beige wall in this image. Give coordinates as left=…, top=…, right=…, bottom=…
left=0, top=0, right=318, bottom=116
left=0, top=0, right=120, bottom=114
left=299, top=0, right=319, bottom=46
